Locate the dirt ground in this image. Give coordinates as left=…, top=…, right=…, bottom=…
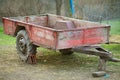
left=0, top=45, right=120, bottom=80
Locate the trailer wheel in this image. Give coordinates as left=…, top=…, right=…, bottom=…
left=60, top=49, right=73, bottom=55
left=16, top=30, right=37, bottom=63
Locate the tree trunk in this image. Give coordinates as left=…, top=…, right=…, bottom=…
left=64, top=0, right=72, bottom=17
left=55, top=0, right=62, bottom=15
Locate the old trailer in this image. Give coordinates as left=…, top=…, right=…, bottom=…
left=2, top=14, right=120, bottom=72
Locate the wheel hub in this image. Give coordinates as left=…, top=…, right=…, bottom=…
left=18, top=37, right=26, bottom=54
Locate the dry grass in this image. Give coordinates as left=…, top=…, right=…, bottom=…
left=110, top=35, right=120, bottom=43
left=0, top=45, right=120, bottom=80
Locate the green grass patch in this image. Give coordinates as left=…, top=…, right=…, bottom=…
left=0, top=26, right=15, bottom=46
left=102, top=44, right=120, bottom=58
left=102, top=19, right=120, bottom=35
left=102, top=44, right=120, bottom=66
left=109, top=20, right=120, bottom=35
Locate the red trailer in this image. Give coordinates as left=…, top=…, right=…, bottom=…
left=2, top=14, right=120, bottom=71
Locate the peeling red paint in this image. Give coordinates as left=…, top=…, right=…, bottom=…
left=2, top=14, right=110, bottom=50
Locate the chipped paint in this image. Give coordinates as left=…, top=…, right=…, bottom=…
left=2, top=14, right=110, bottom=50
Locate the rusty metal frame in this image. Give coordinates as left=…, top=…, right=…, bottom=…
left=72, top=46, right=120, bottom=71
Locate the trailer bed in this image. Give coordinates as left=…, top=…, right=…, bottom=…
left=2, top=14, right=110, bottom=50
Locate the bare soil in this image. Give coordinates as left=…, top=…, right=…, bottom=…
left=0, top=45, right=120, bottom=80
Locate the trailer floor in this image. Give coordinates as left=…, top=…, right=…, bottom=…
left=0, top=45, right=120, bottom=80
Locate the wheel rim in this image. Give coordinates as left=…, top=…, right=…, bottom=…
left=18, top=36, right=27, bottom=55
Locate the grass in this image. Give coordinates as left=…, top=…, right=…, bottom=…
left=102, top=19, right=120, bottom=35
left=102, top=44, right=120, bottom=66
left=0, top=26, right=15, bottom=46
left=102, top=44, right=120, bottom=59
left=109, top=20, right=120, bottom=35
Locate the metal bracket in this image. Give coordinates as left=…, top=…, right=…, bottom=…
left=27, top=54, right=36, bottom=64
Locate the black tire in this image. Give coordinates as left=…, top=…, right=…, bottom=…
left=59, top=48, right=73, bottom=55
left=16, top=30, right=37, bottom=62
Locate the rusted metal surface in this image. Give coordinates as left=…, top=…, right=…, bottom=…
left=2, top=19, right=16, bottom=35
left=56, top=27, right=109, bottom=49
left=54, top=20, right=75, bottom=29
left=72, top=46, right=120, bottom=71
left=2, top=14, right=110, bottom=50
left=30, top=26, right=57, bottom=49
left=72, top=46, right=112, bottom=59
left=27, top=54, right=36, bottom=64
